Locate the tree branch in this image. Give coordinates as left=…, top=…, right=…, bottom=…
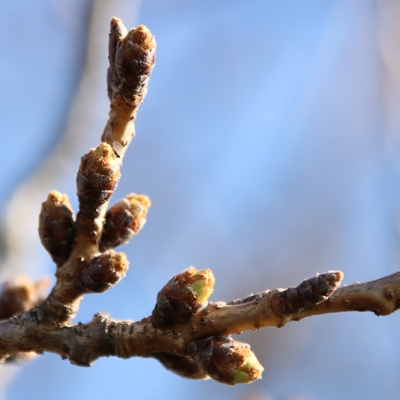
left=0, top=271, right=399, bottom=367
left=1, top=16, right=399, bottom=387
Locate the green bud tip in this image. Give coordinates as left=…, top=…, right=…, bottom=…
left=232, top=351, right=264, bottom=385
left=190, top=268, right=215, bottom=305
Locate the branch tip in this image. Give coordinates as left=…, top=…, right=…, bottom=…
left=272, top=270, right=344, bottom=316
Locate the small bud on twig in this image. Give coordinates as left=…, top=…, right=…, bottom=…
left=38, top=191, right=75, bottom=266
left=153, top=352, right=209, bottom=380
left=100, top=194, right=151, bottom=251
left=271, top=270, right=344, bottom=315
left=106, top=18, right=156, bottom=107
left=102, top=19, right=156, bottom=157
left=187, top=336, right=264, bottom=385
left=78, top=251, right=128, bottom=293
left=152, top=267, right=215, bottom=327
left=77, top=143, right=121, bottom=217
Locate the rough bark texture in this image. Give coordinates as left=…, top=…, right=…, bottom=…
left=1, top=271, right=399, bottom=367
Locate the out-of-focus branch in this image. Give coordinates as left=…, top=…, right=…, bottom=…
left=378, top=1, right=400, bottom=172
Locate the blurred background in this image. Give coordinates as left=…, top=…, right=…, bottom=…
left=1, top=0, right=400, bottom=399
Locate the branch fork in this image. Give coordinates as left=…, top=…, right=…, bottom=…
left=0, top=16, right=400, bottom=387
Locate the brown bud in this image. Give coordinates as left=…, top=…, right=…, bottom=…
left=152, top=267, right=215, bottom=327
left=77, top=143, right=121, bottom=217
left=187, top=336, right=263, bottom=385
left=271, top=271, right=344, bottom=315
left=106, top=18, right=156, bottom=106
left=153, top=353, right=209, bottom=380
left=0, top=276, right=50, bottom=320
left=100, top=194, right=151, bottom=251
left=78, top=251, right=128, bottom=293
left=38, top=191, right=75, bottom=266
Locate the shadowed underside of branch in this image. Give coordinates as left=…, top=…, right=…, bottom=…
left=0, top=16, right=399, bottom=387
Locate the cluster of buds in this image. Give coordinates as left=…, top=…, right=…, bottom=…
left=37, top=142, right=137, bottom=297
left=33, top=18, right=156, bottom=328
left=12, top=16, right=276, bottom=385
left=106, top=18, right=156, bottom=108
left=151, top=268, right=263, bottom=385
left=35, top=139, right=144, bottom=319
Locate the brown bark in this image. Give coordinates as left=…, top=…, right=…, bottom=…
left=0, top=271, right=399, bottom=366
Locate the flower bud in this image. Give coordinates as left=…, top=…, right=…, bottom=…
left=77, top=143, right=121, bottom=217
left=100, top=194, right=151, bottom=251
left=153, top=353, right=209, bottom=380
left=38, top=191, right=75, bottom=266
left=272, top=270, right=344, bottom=315
left=78, top=251, right=128, bottom=293
left=152, top=267, right=215, bottom=327
left=106, top=18, right=156, bottom=106
left=187, top=336, right=263, bottom=385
